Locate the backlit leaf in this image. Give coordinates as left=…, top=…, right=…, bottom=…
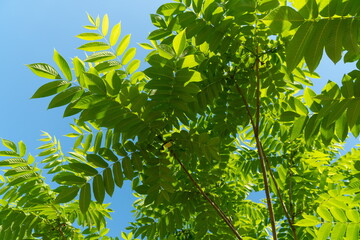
left=53, top=49, right=72, bottom=81
left=27, top=63, right=61, bottom=79
left=76, top=33, right=103, bottom=41
left=173, top=29, right=187, bottom=56
left=122, top=48, right=136, bottom=65
left=84, top=51, right=116, bottom=62
left=110, top=23, right=121, bottom=46
left=116, top=34, right=131, bottom=56
left=78, top=42, right=111, bottom=52
left=32, top=80, right=70, bottom=98
left=113, top=162, right=124, bottom=188
left=102, top=14, right=109, bottom=36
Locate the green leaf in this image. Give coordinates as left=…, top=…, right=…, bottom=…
left=53, top=173, right=86, bottom=185
left=68, top=162, right=98, bottom=176
left=0, top=151, right=20, bottom=157
left=27, top=63, right=61, bottom=79
left=173, top=30, right=187, bottom=56
left=83, top=73, right=107, bottom=95
left=317, top=222, right=332, bottom=240
left=346, top=209, right=360, bottom=223
left=54, top=186, right=79, bottom=203
left=102, top=14, right=109, bottom=36
left=84, top=51, right=116, bottom=62
left=53, top=49, right=72, bottom=81
left=116, top=34, right=131, bottom=56
left=138, top=42, right=154, bottom=50
left=31, top=80, right=70, bottom=98
left=325, top=19, right=344, bottom=64
left=317, top=206, right=333, bottom=222
left=95, top=60, right=122, bottom=74
left=122, top=156, right=134, bottom=180
left=113, top=162, right=124, bottom=188
left=76, top=33, right=104, bottom=41
left=103, top=168, right=114, bottom=196
left=262, top=6, right=304, bottom=33
left=346, top=223, right=359, bottom=240
left=78, top=42, right=111, bottom=52
left=73, top=57, right=85, bottom=79
left=80, top=183, right=91, bottom=213
left=331, top=222, right=347, bottom=240
left=18, top=141, right=26, bottom=157
left=86, top=154, right=108, bottom=168
left=295, top=218, right=321, bottom=227
left=148, top=29, right=172, bottom=40
left=110, top=23, right=121, bottom=46
left=330, top=207, right=347, bottom=222
left=126, top=60, right=141, bottom=74
left=176, top=69, right=204, bottom=86
left=86, top=13, right=96, bottom=26
left=121, top=48, right=136, bottom=65
left=93, top=175, right=105, bottom=203
left=94, top=131, right=103, bottom=153
left=156, top=3, right=186, bottom=16
left=2, top=139, right=17, bottom=152
left=48, top=86, right=83, bottom=109
left=286, top=21, right=315, bottom=72
left=304, top=20, right=329, bottom=72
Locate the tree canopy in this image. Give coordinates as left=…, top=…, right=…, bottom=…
left=1, top=0, right=360, bottom=239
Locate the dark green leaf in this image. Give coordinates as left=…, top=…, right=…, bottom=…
left=80, top=183, right=91, bottom=213
left=93, top=175, right=105, bottom=203
left=48, top=86, right=83, bottom=109
left=122, top=156, right=134, bottom=180
left=86, top=154, right=108, bottom=168
left=103, top=168, right=114, bottom=196
left=68, top=162, right=98, bottom=176
left=113, top=162, right=124, bottom=188
left=54, top=186, right=79, bottom=203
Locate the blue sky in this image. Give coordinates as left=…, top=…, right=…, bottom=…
left=0, top=0, right=358, bottom=238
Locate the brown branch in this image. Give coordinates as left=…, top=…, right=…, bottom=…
left=169, top=149, right=243, bottom=240
left=260, top=143, right=298, bottom=239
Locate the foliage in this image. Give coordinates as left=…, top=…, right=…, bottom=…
left=1, top=0, right=360, bottom=239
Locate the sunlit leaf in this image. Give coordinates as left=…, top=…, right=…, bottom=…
left=76, top=33, right=104, bottom=41
left=32, top=80, right=70, bottom=98
left=102, top=14, right=109, bottom=36
left=110, top=23, right=121, bottom=46
left=27, top=63, right=61, bottom=79
left=53, top=49, right=72, bottom=81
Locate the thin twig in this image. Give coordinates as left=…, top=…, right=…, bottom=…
left=169, top=149, right=243, bottom=240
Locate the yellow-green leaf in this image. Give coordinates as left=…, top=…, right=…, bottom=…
left=102, top=14, right=109, bottom=36
left=116, top=34, right=131, bottom=56
left=76, top=33, right=104, bottom=41
left=122, top=48, right=136, bottom=65
left=173, top=29, right=187, bottom=56
left=53, top=49, right=72, bottom=81
left=110, top=23, right=121, bottom=46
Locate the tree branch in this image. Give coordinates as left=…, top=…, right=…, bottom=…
left=235, top=51, right=281, bottom=239
left=169, top=149, right=243, bottom=240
